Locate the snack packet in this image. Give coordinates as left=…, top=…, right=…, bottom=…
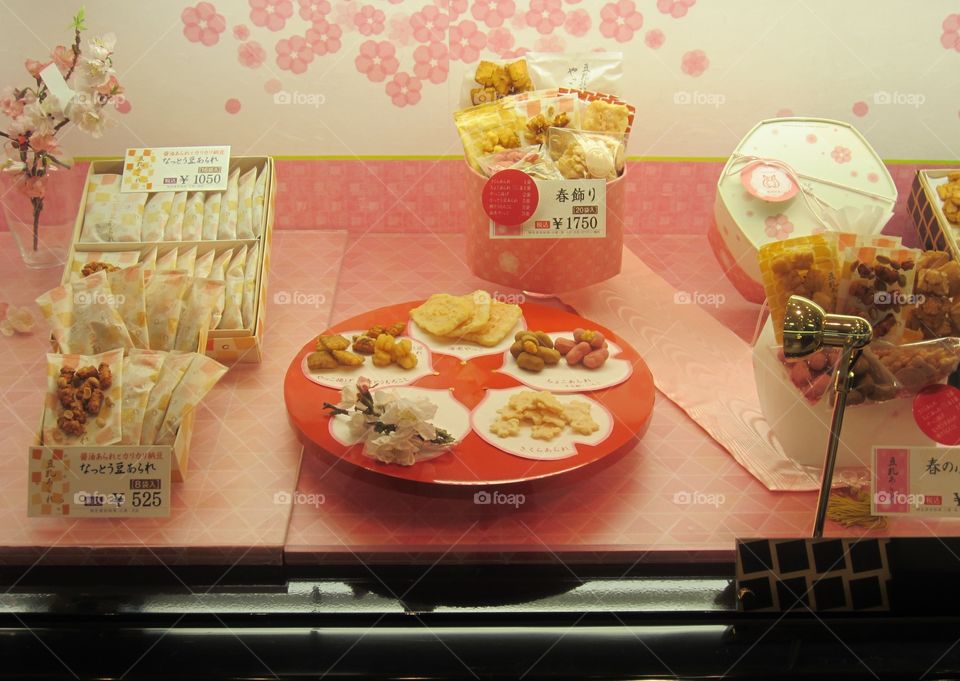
left=145, top=271, right=190, bottom=351
left=194, top=249, right=215, bottom=279
left=106, top=264, right=149, bottom=349
left=202, top=192, right=222, bottom=240
left=208, top=248, right=234, bottom=329
left=547, top=127, right=625, bottom=181
left=252, top=165, right=268, bottom=237
left=42, top=348, right=124, bottom=446
left=67, top=250, right=141, bottom=282
left=174, top=278, right=225, bottom=351
left=837, top=245, right=918, bottom=343
left=757, top=233, right=841, bottom=344
left=526, top=52, right=623, bottom=94
left=155, top=354, right=228, bottom=446
left=241, top=243, right=260, bottom=330
left=140, top=246, right=158, bottom=277
left=141, top=192, right=172, bottom=242
left=217, top=168, right=240, bottom=240
left=871, top=338, right=960, bottom=394
left=163, top=191, right=187, bottom=241
left=461, top=58, right=534, bottom=107
left=454, top=100, right=525, bottom=173
left=120, top=349, right=165, bottom=445
left=237, top=167, right=257, bottom=239
left=177, top=245, right=198, bottom=277
left=181, top=192, right=205, bottom=241
left=580, top=98, right=633, bottom=137
left=219, top=246, right=248, bottom=329
left=80, top=174, right=147, bottom=242
left=906, top=250, right=960, bottom=340
left=844, top=347, right=900, bottom=406
left=514, top=91, right=579, bottom=146
left=155, top=247, right=179, bottom=272
left=35, top=270, right=134, bottom=354
left=139, top=351, right=194, bottom=445
left=774, top=346, right=842, bottom=404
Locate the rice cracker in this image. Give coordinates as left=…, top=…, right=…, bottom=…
left=458, top=301, right=522, bottom=347
left=451, top=290, right=493, bottom=336
left=410, top=293, right=475, bottom=336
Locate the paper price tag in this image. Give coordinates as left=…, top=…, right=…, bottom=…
left=489, top=179, right=606, bottom=239
left=28, top=446, right=172, bottom=518
left=121, top=145, right=230, bottom=193
left=873, top=446, right=960, bottom=517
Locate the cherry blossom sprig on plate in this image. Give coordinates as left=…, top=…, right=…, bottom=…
left=0, top=8, right=125, bottom=250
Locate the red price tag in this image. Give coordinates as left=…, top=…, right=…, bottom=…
left=482, top=169, right=539, bottom=227
left=913, top=384, right=960, bottom=445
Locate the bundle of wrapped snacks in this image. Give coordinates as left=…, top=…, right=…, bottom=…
left=761, top=234, right=960, bottom=404
left=42, top=348, right=226, bottom=447
left=78, top=163, right=268, bottom=243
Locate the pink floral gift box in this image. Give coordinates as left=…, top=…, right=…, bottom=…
left=710, top=118, right=897, bottom=303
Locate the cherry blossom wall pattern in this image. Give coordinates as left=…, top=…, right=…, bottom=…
left=178, top=0, right=707, bottom=110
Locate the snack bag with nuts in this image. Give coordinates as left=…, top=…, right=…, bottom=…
left=155, top=353, right=228, bottom=446
left=42, top=348, right=124, bottom=446
left=145, top=271, right=190, bottom=351
left=207, top=248, right=234, bottom=329
left=773, top=346, right=842, bottom=404
left=163, top=191, right=187, bottom=241
left=461, top=58, right=534, bottom=107
left=106, top=264, right=150, bottom=350
left=35, top=270, right=134, bottom=355
left=80, top=174, right=147, bottom=242
left=526, top=52, right=623, bottom=95
left=513, top=91, right=579, bottom=146
left=174, top=278, right=225, bottom=352
left=936, top=171, right=960, bottom=224
left=217, top=168, right=241, bottom=240
left=252, top=164, right=268, bottom=237
left=120, top=349, right=166, bottom=445
left=758, top=233, right=841, bottom=344
left=547, top=127, right=625, bottom=181
left=844, top=347, right=900, bottom=406
left=241, top=243, right=260, bottom=330
left=141, top=191, right=172, bottom=242
left=139, top=351, right=194, bottom=445
left=837, top=246, right=918, bottom=343
left=181, top=192, right=205, bottom=241
left=202, top=192, right=222, bottom=240
left=219, top=245, right=248, bottom=329
left=454, top=100, right=525, bottom=173
left=67, top=250, right=141, bottom=282
left=871, top=338, right=960, bottom=395
left=237, top=167, right=257, bottom=239
left=906, top=250, right=960, bottom=340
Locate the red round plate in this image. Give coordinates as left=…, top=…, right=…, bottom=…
left=283, top=301, right=655, bottom=486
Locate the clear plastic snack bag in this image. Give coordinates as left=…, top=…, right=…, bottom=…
left=163, top=191, right=187, bottom=241
left=139, top=351, right=194, bottom=445
left=120, top=349, right=165, bottom=445
left=141, top=192, right=172, bottom=242
left=35, top=270, right=134, bottom=355
left=202, top=192, right=222, bottom=240
left=837, top=245, right=918, bottom=343
left=181, top=192, right=205, bottom=241
left=454, top=100, right=525, bottom=173
left=871, top=338, right=960, bottom=395
left=174, top=278, right=225, bottom=351
left=217, top=168, right=240, bottom=240
left=237, top=167, right=257, bottom=239
left=67, top=250, right=141, bottom=282
left=155, top=354, right=228, bottom=446
left=43, top=348, right=124, bottom=446
left=546, top=127, right=625, bottom=181
left=514, top=90, right=580, bottom=146
left=526, top=52, right=623, bottom=95
left=773, top=345, right=842, bottom=404
left=106, top=264, right=149, bottom=349
left=145, top=271, right=190, bottom=351
left=219, top=246, right=247, bottom=329
left=460, top=58, right=534, bottom=107
left=80, top=174, right=147, bottom=242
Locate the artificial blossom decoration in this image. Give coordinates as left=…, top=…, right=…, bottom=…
left=0, top=8, right=124, bottom=250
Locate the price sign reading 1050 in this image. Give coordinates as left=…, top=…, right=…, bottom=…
left=195, top=173, right=222, bottom=185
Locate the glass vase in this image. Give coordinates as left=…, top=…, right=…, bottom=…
left=2, top=171, right=77, bottom=269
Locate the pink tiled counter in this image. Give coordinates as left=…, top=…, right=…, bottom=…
left=0, top=231, right=346, bottom=566
left=283, top=232, right=960, bottom=565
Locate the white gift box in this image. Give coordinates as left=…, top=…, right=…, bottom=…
left=711, top=118, right=897, bottom=303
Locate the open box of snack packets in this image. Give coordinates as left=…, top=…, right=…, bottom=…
left=752, top=233, right=960, bottom=469
left=60, top=156, right=275, bottom=363
left=909, top=169, right=960, bottom=260
left=712, top=118, right=898, bottom=303
left=453, top=55, right=633, bottom=293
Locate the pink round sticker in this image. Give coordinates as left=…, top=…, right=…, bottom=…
left=913, top=384, right=960, bottom=446
left=482, top=169, right=539, bottom=227
left=740, top=161, right=798, bottom=202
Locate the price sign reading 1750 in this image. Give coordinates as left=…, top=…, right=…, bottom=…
left=553, top=215, right=599, bottom=230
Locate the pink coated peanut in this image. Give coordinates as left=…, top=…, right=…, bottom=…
left=582, top=347, right=609, bottom=369
left=555, top=338, right=576, bottom=356
left=565, top=341, right=592, bottom=366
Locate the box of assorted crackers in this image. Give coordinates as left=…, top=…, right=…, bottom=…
left=909, top=169, right=960, bottom=260
left=60, top=155, right=276, bottom=363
